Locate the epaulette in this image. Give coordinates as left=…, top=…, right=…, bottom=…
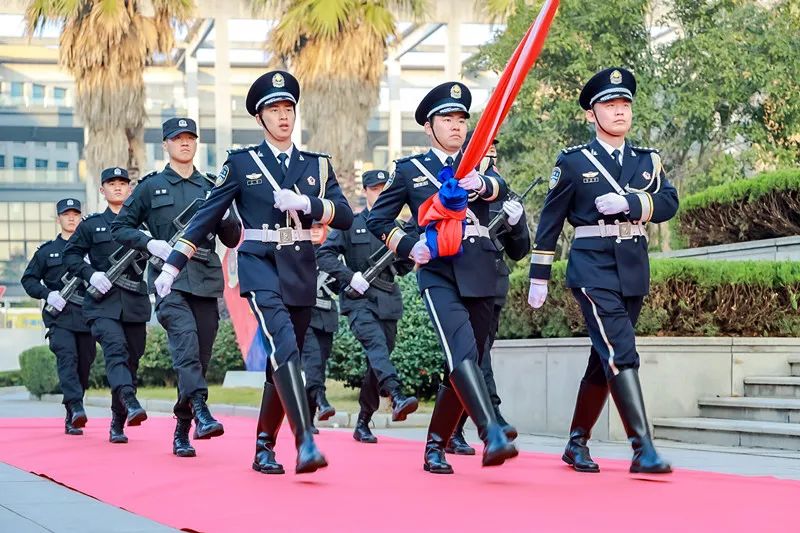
left=227, top=145, right=259, bottom=155
left=299, top=149, right=331, bottom=158
left=82, top=212, right=100, bottom=221
left=37, top=239, right=54, bottom=250
left=393, top=153, right=423, bottom=164
left=561, top=143, right=590, bottom=154
left=203, top=172, right=217, bottom=186
left=138, top=170, right=158, bottom=184
left=630, top=144, right=660, bottom=154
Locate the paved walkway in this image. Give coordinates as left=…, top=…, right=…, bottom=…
left=1, top=387, right=798, bottom=532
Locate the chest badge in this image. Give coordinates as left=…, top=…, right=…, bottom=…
left=642, top=171, right=652, bottom=181
left=246, top=173, right=263, bottom=186
left=413, top=176, right=428, bottom=188
left=582, top=171, right=600, bottom=184
left=307, top=176, right=316, bottom=186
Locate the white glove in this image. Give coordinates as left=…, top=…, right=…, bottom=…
left=409, top=240, right=431, bottom=265
left=274, top=189, right=311, bottom=213
left=595, top=193, right=630, bottom=215
left=503, top=200, right=524, bottom=226
left=146, top=239, right=172, bottom=261
left=222, top=209, right=231, bottom=220
left=458, top=169, right=485, bottom=192
left=154, top=264, right=179, bottom=298
left=349, top=272, right=370, bottom=295
left=89, top=272, right=112, bottom=295
left=528, top=279, right=548, bottom=309
left=46, top=291, right=67, bottom=312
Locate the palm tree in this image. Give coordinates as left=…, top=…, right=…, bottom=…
left=251, top=0, right=427, bottom=199
left=25, top=0, right=193, bottom=208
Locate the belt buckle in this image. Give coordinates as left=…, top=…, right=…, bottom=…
left=278, top=227, right=295, bottom=245
left=618, top=222, right=633, bottom=239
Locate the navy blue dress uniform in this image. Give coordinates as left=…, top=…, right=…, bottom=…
left=63, top=167, right=151, bottom=443
left=300, top=254, right=339, bottom=427
left=111, top=117, right=242, bottom=456
left=529, top=68, right=678, bottom=474
left=317, top=169, right=419, bottom=444
left=367, top=82, right=518, bottom=474
left=21, top=198, right=96, bottom=435
left=160, top=71, right=353, bottom=474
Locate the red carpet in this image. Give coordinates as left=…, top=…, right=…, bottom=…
left=0, top=416, right=795, bottom=532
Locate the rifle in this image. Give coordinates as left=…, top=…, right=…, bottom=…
left=315, top=271, right=337, bottom=310
left=149, top=197, right=206, bottom=270
left=488, top=176, right=543, bottom=251
left=86, top=246, right=148, bottom=301
left=343, top=245, right=397, bottom=299
left=44, top=273, right=84, bottom=316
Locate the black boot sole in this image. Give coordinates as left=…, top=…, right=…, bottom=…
left=71, top=413, right=87, bottom=429
left=65, top=428, right=83, bottom=436
left=482, top=444, right=518, bottom=467
left=317, top=406, right=335, bottom=421
left=194, top=423, right=224, bottom=440
left=126, top=409, right=147, bottom=426
left=252, top=462, right=285, bottom=475
left=173, top=448, right=197, bottom=458
left=562, top=453, right=600, bottom=473
left=109, top=435, right=128, bottom=444
left=353, top=432, right=378, bottom=444
left=423, top=463, right=454, bottom=474
left=295, top=455, right=328, bottom=474
left=445, top=445, right=476, bottom=456
left=630, top=464, right=672, bottom=474
left=392, top=397, right=419, bottom=422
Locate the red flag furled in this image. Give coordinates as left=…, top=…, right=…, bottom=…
left=456, top=0, right=561, bottom=178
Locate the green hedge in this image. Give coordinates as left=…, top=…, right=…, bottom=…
left=329, top=275, right=443, bottom=400
left=19, top=346, right=60, bottom=398
left=500, top=259, right=800, bottom=339
left=0, top=370, right=23, bottom=387
left=675, top=169, right=800, bottom=247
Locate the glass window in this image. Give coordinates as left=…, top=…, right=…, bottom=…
left=0, top=203, right=7, bottom=220
left=0, top=155, right=5, bottom=168
left=32, top=84, right=45, bottom=102
left=56, top=142, right=68, bottom=149
left=56, top=161, right=69, bottom=169
left=207, top=145, right=216, bottom=169
left=26, top=223, right=40, bottom=241
left=24, top=203, right=39, bottom=220
left=41, top=222, right=56, bottom=239
left=8, top=203, right=23, bottom=220
left=0, top=241, right=9, bottom=261
left=53, top=87, right=66, bottom=103
left=10, top=82, right=23, bottom=97
left=35, top=159, right=48, bottom=169
left=9, top=222, right=24, bottom=240
left=13, top=157, right=27, bottom=169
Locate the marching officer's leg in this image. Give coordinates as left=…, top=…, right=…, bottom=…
left=315, top=329, right=336, bottom=419
left=481, top=303, right=517, bottom=440
left=572, top=287, right=671, bottom=474
left=562, top=347, right=608, bottom=472
left=248, top=290, right=327, bottom=475
left=301, top=327, right=334, bottom=427
left=348, top=308, right=417, bottom=422
left=91, top=318, right=147, bottom=435
left=75, top=332, right=97, bottom=397
left=422, top=285, right=517, bottom=473
left=48, top=326, right=87, bottom=435
left=353, top=359, right=380, bottom=443
left=189, top=294, right=223, bottom=441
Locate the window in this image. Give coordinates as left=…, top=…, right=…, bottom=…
left=56, top=161, right=69, bottom=170
left=0, top=201, right=62, bottom=279
left=56, top=142, right=68, bottom=150
left=35, top=159, right=48, bottom=169
left=53, top=87, right=66, bottom=104
left=13, top=157, right=27, bottom=169
left=0, top=155, right=5, bottom=168
left=32, top=84, right=45, bottom=102
left=207, top=144, right=216, bottom=169
left=10, top=82, right=23, bottom=97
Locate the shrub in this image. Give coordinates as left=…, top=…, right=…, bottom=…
left=208, top=319, right=245, bottom=384
left=0, top=370, right=23, bottom=387
left=137, top=326, right=174, bottom=387
left=18, top=345, right=59, bottom=398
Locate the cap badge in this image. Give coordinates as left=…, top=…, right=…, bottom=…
left=178, top=119, right=188, bottom=127
left=273, top=73, right=285, bottom=88
left=610, top=70, right=622, bottom=84
left=450, top=84, right=462, bottom=99
left=378, top=172, right=385, bottom=180
left=67, top=199, right=74, bottom=206
left=114, top=168, right=122, bottom=176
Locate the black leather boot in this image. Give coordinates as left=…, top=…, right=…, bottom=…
left=445, top=413, right=475, bottom=455
left=494, top=406, right=518, bottom=441
left=353, top=413, right=378, bottom=444
left=191, top=394, right=224, bottom=439
left=64, top=404, right=83, bottom=436
left=173, top=418, right=196, bottom=457
left=306, top=389, right=320, bottom=434
left=119, top=387, right=147, bottom=426
left=390, top=388, right=419, bottom=422
left=562, top=380, right=608, bottom=473
left=424, top=384, right=463, bottom=474
left=252, top=382, right=285, bottom=474
left=609, top=369, right=672, bottom=474
left=69, top=400, right=87, bottom=429
left=109, top=409, right=128, bottom=444
left=315, top=389, right=336, bottom=421
left=451, top=360, right=518, bottom=467
left=273, top=362, right=328, bottom=474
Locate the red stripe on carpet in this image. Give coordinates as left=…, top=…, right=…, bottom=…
left=0, top=417, right=794, bottom=532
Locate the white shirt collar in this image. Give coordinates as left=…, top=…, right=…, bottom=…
left=596, top=137, right=625, bottom=163
left=265, top=140, right=294, bottom=164
left=430, top=147, right=459, bottom=166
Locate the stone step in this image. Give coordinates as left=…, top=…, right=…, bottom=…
left=698, top=396, right=800, bottom=423
left=789, top=357, right=800, bottom=377
left=744, top=376, right=800, bottom=399
left=654, top=417, right=800, bottom=451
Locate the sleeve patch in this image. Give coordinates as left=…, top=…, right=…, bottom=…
left=216, top=165, right=230, bottom=187
left=549, top=167, right=561, bottom=190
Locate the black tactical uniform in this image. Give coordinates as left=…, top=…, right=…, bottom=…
left=63, top=167, right=150, bottom=443
left=531, top=68, right=677, bottom=474
left=112, top=117, right=242, bottom=457
left=367, top=82, right=517, bottom=474
left=159, top=71, right=353, bottom=475
left=21, top=198, right=96, bottom=435
left=317, top=169, right=418, bottom=444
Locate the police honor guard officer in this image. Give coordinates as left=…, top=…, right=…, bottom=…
left=527, top=68, right=678, bottom=474
left=63, top=168, right=151, bottom=443
left=367, top=82, right=518, bottom=474
left=21, top=198, right=96, bottom=435
left=317, top=169, right=419, bottom=444
left=112, top=117, right=242, bottom=457
left=154, top=70, right=353, bottom=474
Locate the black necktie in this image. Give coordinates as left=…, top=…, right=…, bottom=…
left=277, top=152, right=288, bottom=178
left=611, top=149, right=622, bottom=168
left=445, top=156, right=454, bottom=168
